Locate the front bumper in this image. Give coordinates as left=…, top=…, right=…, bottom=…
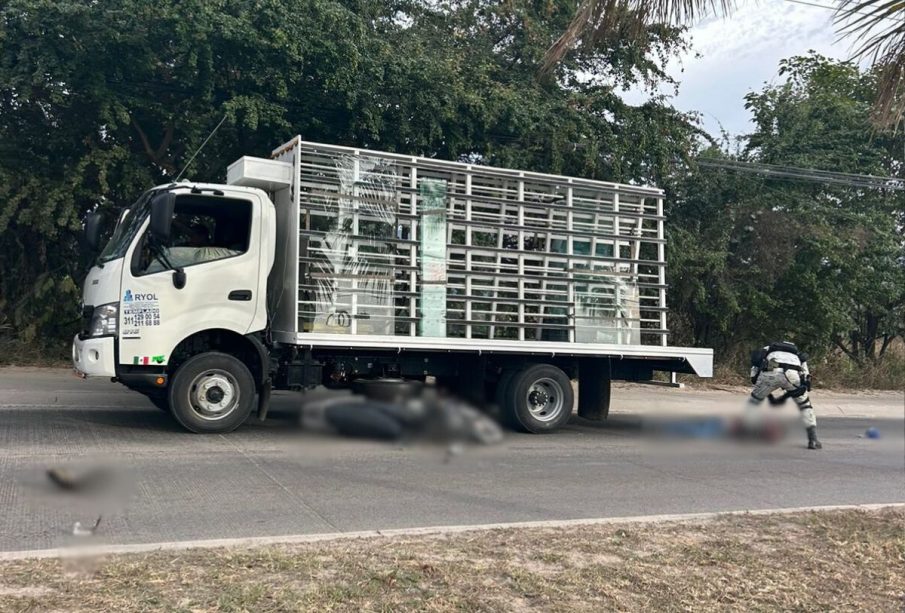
left=72, top=335, right=116, bottom=378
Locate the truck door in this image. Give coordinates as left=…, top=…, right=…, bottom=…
left=118, top=191, right=262, bottom=367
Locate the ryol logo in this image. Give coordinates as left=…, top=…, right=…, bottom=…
left=124, top=290, right=158, bottom=301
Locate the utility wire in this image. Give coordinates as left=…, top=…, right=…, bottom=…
left=696, top=157, right=905, bottom=191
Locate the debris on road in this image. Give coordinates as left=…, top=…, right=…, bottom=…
left=303, top=387, right=504, bottom=452
left=47, top=467, right=114, bottom=493
left=71, top=517, right=102, bottom=537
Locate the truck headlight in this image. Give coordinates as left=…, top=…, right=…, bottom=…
left=87, top=302, right=119, bottom=337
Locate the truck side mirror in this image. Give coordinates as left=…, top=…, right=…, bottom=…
left=149, top=192, right=177, bottom=244
left=173, top=269, right=187, bottom=289
left=84, top=212, right=104, bottom=252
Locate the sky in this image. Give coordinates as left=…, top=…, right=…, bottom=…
left=622, top=0, right=860, bottom=138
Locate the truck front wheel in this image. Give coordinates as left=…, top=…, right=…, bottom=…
left=168, top=352, right=255, bottom=433
left=502, top=364, right=574, bottom=433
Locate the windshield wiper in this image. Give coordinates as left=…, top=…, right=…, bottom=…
left=149, top=241, right=187, bottom=289
left=150, top=242, right=175, bottom=272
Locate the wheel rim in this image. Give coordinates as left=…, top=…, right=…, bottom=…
left=187, top=369, right=240, bottom=421
left=525, top=377, right=565, bottom=422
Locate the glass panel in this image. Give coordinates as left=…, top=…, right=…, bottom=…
left=296, top=145, right=665, bottom=345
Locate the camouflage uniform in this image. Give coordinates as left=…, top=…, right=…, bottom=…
left=749, top=341, right=821, bottom=449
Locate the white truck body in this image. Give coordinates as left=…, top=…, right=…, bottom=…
left=73, top=136, right=712, bottom=433
left=73, top=183, right=275, bottom=375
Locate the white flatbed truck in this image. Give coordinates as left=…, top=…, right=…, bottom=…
left=72, top=136, right=712, bottom=433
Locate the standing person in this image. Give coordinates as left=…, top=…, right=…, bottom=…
left=749, top=341, right=822, bottom=449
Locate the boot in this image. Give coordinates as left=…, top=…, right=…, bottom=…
left=806, top=426, right=822, bottom=450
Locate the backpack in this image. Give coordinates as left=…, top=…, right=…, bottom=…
left=750, top=347, right=768, bottom=368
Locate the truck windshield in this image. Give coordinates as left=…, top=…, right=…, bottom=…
left=97, top=190, right=154, bottom=264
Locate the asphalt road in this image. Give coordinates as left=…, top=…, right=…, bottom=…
left=1, top=368, right=902, bottom=553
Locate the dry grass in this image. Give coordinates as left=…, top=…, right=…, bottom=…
left=0, top=509, right=902, bottom=612
left=0, top=336, right=68, bottom=367
left=672, top=342, right=905, bottom=391
left=815, top=347, right=905, bottom=391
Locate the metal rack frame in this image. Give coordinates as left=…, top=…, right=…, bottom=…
left=276, top=139, right=669, bottom=347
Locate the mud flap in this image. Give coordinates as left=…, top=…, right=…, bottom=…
left=257, top=379, right=272, bottom=421
left=578, top=359, right=611, bottom=421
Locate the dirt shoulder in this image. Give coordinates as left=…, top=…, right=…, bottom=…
left=611, top=381, right=904, bottom=420
left=0, top=508, right=902, bottom=612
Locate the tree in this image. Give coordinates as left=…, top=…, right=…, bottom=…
left=665, top=145, right=756, bottom=354
left=744, top=54, right=905, bottom=361
left=0, top=0, right=699, bottom=358
left=540, top=0, right=905, bottom=131
left=667, top=54, right=905, bottom=363
left=836, top=0, right=905, bottom=130
left=0, top=0, right=369, bottom=355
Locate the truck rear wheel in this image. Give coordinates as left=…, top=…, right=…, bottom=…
left=502, top=364, right=573, bottom=433
left=168, top=352, right=255, bottom=433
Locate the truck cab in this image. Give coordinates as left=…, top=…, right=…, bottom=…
left=73, top=182, right=276, bottom=430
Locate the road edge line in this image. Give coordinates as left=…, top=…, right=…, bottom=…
left=2, top=502, right=904, bottom=561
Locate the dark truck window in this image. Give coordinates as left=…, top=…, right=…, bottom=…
left=98, top=191, right=154, bottom=264
left=134, top=195, right=252, bottom=275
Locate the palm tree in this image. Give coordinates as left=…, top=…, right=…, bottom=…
left=539, top=0, right=904, bottom=130
left=836, top=1, right=905, bottom=130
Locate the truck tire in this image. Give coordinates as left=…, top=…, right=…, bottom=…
left=502, top=364, right=574, bottom=433
left=352, top=378, right=422, bottom=403
left=168, top=352, right=255, bottom=433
